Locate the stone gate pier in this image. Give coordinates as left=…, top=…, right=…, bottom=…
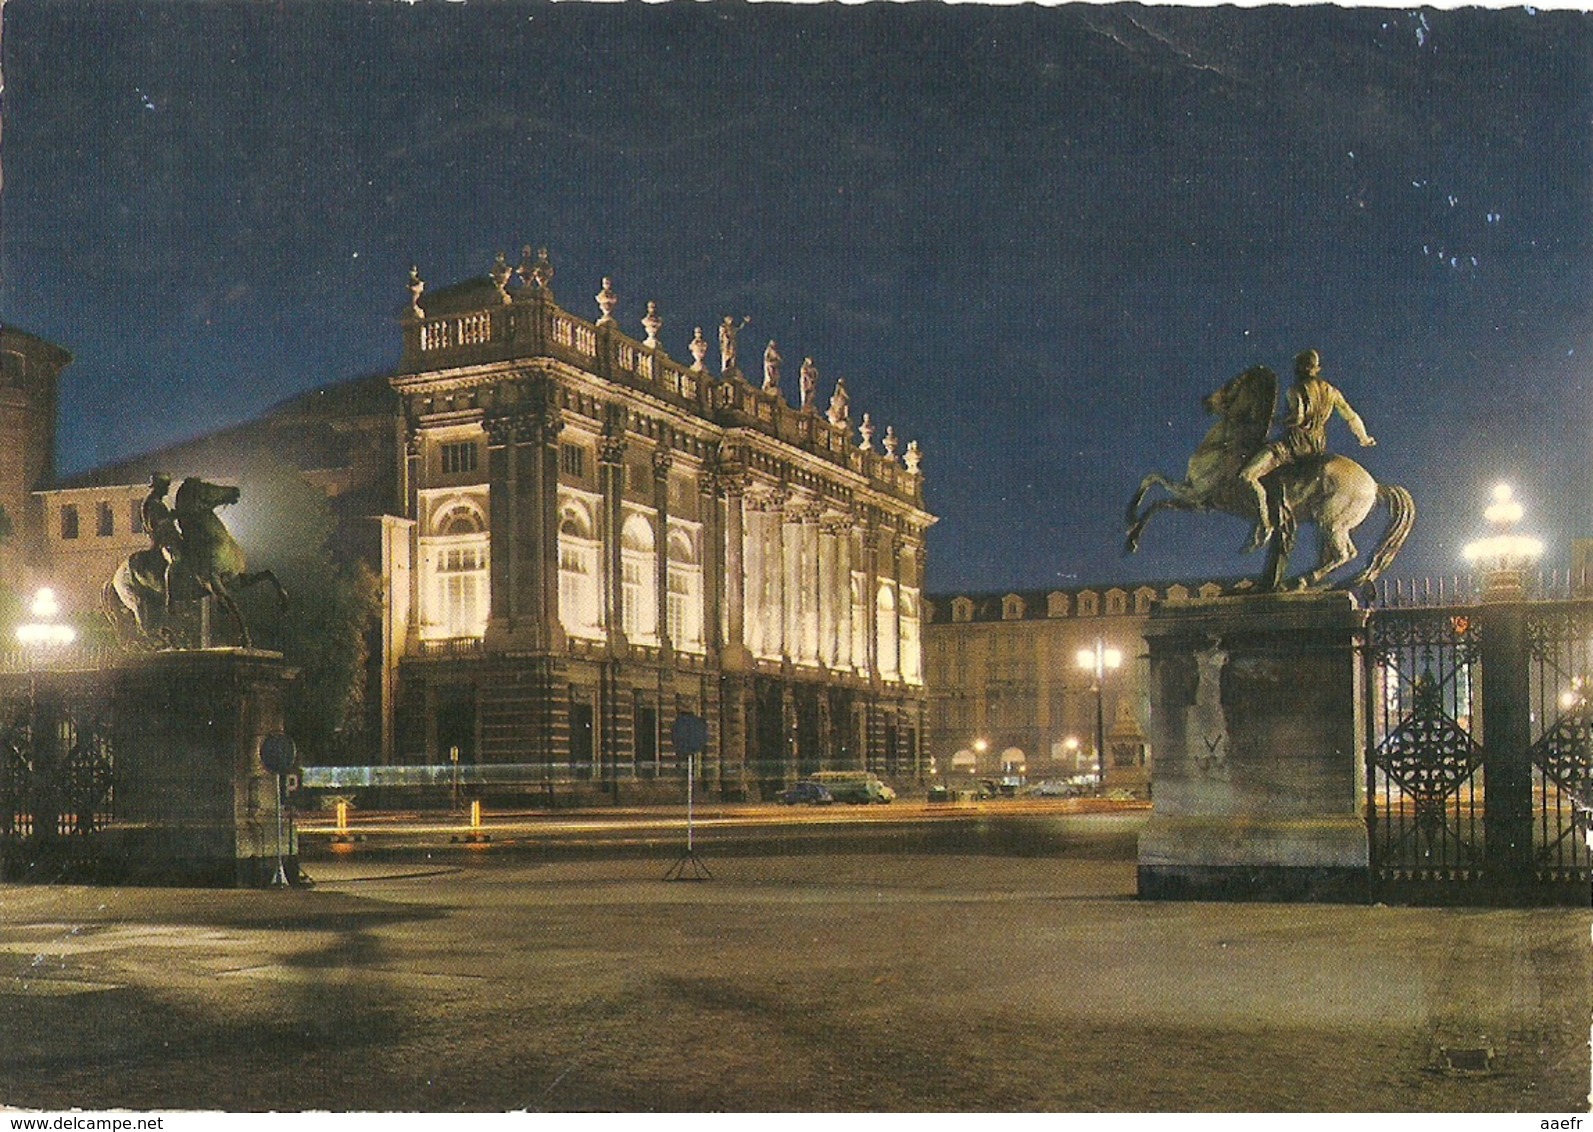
left=1137, top=592, right=1370, bottom=902
left=99, top=649, right=298, bottom=886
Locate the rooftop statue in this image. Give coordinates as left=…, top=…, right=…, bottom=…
left=490, top=252, right=512, bottom=303
left=719, top=315, right=750, bottom=376
left=407, top=266, right=425, bottom=319
left=800, top=357, right=819, bottom=412
left=105, top=476, right=288, bottom=649
left=762, top=340, right=782, bottom=395
left=827, top=378, right=850, bottom=426
left=1124, top=357, right=1413, bottom=591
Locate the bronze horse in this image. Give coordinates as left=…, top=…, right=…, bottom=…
left=104, top=476, right=287, bottom=648
left=1125, top=366, right=1414, bottom=590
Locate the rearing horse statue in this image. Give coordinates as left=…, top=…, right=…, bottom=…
left=1125, top=366, right=1414, bottom=590
left=104, top=476, right=288, bottom=648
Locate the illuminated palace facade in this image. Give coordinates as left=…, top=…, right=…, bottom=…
left=386, top=254, right=934, bottom=799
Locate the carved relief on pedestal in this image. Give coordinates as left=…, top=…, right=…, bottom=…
left=1187, top=638, right=1230, bottom=779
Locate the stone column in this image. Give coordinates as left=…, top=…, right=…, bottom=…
left=484, top=413, right=518, bottom=643
left=817, top=519, right=838, bottom=668
left=888, top=531, right=904, bottom=679
left=769, top=489, right=789, bottom=660
left=598, top=429, right=627, bottom=648
left=720, top=474, right=752, bottom=671
left=653, top=447, right=674, bottom=647
left=802, top=510, right=821, bottom=663
left=1137, top=592, right=1370, bottom=903
left=403, top=425, right=421, bottom=534
left=744, top=498, right=766, bottom=656
left=839, top=521, right=857, bottom=672
left=862, top=520, right=880, bottom=681
left=700, top=471, right=724, bottom=656
left=536, top=401, right=566, bottom=649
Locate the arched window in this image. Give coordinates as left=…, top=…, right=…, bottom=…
left=421, top=498, right=488, bottom=640
left=951, top=596, right=975, bottom=623
left=559, top=499, right=602, bottom=638
left=877, top=581, right=899, bottom=677
left=851, top=574, right=870, bottom=671
left=432, top=500, right=486, bottom=537
left=899, top=589, right=922, bottom=684
left=620, top=513, right=657, bottom=644
left=666, top=528, right=703, bottom=653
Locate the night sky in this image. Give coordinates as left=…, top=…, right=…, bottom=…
left=0, top=2, right=1588, bottom=592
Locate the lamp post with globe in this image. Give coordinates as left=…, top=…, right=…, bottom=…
left=1463, top=484, right=1543, bottom=877
left=15, top=588, right=76, bottom=852
left=1462, top=483, right=1544, bottom=601
left=1076, top=638, right=1122, bottom=793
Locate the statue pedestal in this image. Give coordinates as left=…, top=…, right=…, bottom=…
left=1137, top=593, right=1369, bottom=902
left=100, top=650, right=298, bottom=886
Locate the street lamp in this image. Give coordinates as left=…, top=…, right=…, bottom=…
left=16, top=588, right=76, bottom=849
left=1076, top=639, right=1122, bottom=792
left=1462, top=483, right=1544, bottom=601
left=16, top=588, right=76, bottom=648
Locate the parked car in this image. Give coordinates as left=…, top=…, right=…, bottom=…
left=811, top=771, right=896, bottom=804
left=1030, top=779, right=1081, bottom=798
left=779, top=781, right=835, bottom=806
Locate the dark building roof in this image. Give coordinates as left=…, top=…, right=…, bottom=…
left=53, top=371, right=397, bottom=492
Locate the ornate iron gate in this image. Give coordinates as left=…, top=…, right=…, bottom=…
left=0, top=702, right=115, bottom=882
left=1364, top=599, right=1593, bottom=904
left=1526, top=603, right=1593, bottom=889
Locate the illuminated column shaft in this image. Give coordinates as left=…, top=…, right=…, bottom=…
left=817, top=522, right=838, bottom=668
left=722, top=479, right=746, bottom=655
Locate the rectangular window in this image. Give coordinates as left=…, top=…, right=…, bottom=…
left=434, top=543, right=488, bottom=638
left=622, top=558, right=645, bottom=640
left=130, top=501, right=145, bottom=536
left=97, top=501, right=115, bottom=537
left=441, top=441, right=479, bottom=475
left=635, top=704, right=658, bottom=779
left=60, top=504, right=78, bottom=540
left=561, top=444, right=586, bottom=478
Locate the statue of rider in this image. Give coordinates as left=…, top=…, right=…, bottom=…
left=1238, top=349, right=1376, bottom=548
left=141, top=473, right=185, bottom=608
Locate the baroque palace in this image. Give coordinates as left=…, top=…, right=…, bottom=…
left=4, top=250, right=934, bottom=801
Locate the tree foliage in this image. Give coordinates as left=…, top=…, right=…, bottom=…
left=232, top=452, right=381, bottom=763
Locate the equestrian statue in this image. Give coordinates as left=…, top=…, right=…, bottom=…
left=104, top=475, right=288, bottom=648
left=1125, top=350, right=1414, bottom=591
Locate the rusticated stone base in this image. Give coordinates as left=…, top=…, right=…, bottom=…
left=1136, top=592, right=1370, bottom=903
left=97, top=649, right=299, bottom=887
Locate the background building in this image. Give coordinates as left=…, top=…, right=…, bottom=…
left=0, top=328, right=71, bottom=593
left=923, top=582, right=1233, bottom=794
left=389, top=254, right=934, bottom=800
left=2, top=249, right=937, bottom=801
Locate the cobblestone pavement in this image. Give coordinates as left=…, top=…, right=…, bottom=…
left=0, top=851, right=1586, bottom=1112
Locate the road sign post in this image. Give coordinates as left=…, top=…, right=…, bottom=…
left=663, top=713, right=712, bottom=881
left=259, top=732, right=297, bottom=888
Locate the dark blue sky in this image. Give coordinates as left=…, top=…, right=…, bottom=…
left=1, top=2, right=1588, bottom=591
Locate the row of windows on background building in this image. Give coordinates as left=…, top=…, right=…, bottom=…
left=438, top=439, right=691, bottom=505
left=59, top=500, right=143, bottom=541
